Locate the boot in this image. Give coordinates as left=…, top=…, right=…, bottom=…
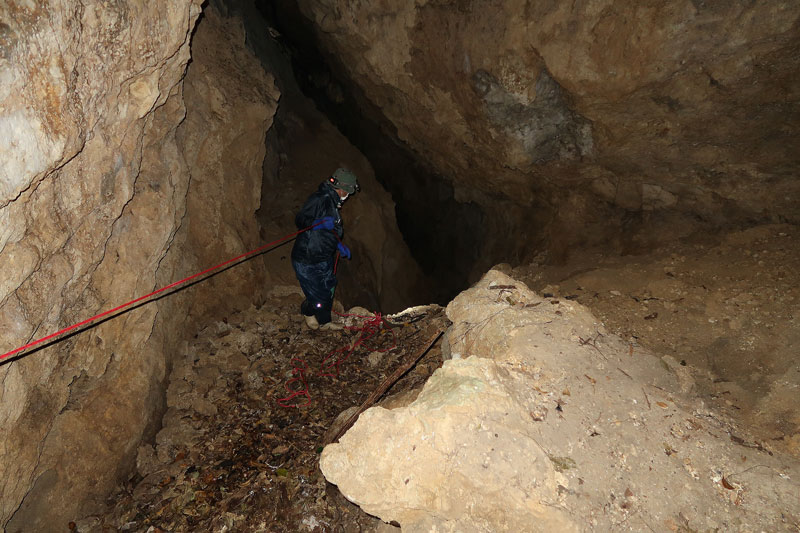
left=304, top=314, right=319, bottom=330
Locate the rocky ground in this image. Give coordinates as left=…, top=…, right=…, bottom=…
left=71, top=224, right=800, bottom=532
left=73, top=287, right=445, bottom=532
left=522, top=223, right=800, bottom=458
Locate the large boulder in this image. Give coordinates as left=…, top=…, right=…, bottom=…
left=321, top=270, right=800, bottom=531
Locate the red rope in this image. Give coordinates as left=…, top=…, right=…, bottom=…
left=278, top=312, right=397, bottom=408
left=319, top=312, right=396, bottom=377
left=277, top=357, right=312, bottom=408
left=0, top=223, right=322, bottom=362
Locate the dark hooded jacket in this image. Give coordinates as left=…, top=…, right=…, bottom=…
left=291, top=182, right=343, bottom=264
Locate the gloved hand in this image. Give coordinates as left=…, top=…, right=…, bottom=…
left=312, top=216, right=335, bottom=231
left=337, top=242, right=351, bottom=260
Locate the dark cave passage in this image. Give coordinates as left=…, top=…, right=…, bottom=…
left=248, top=0, right=488, bottom=305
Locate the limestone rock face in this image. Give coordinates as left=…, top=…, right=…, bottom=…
left=173, top=8, right=280, bottom=321
left=321, top=270, right=800, bottom=531
left=291, top=1, right=799, bottom=262
left=0, top=3, right=276, bottom=529
left=211, top=0, right=430, bottom=313
left=320, top=357, right=578, bottom=532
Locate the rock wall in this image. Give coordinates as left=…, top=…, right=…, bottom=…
left=289, top=0, right=800, bottom=266
left=321, top=270, right=800, bottom=531
left=221, top=0, right=430, bottom=313
left=254, top=102, right=431, bottom=313
left=0, top=2, right=277, bottom=529
left=174, top=8, right=279, bottom=321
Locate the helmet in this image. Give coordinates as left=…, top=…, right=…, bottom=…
left=329, top=168, right=359, bottom=194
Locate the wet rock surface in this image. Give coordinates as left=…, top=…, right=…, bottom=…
left=77, top=289, right=446, bottom=532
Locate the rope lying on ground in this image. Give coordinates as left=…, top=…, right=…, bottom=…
left=0, top=223, right=323, bottom=363
left=319, top=312, right=396, bottom=377
left=277, top=311, right=398, bottom=408
left=278, top=357, right=312, bottom=408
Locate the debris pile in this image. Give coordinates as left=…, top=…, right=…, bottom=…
left=71, top=270, right=800, bottom=532
left=74, top=289, right=445, bottom=532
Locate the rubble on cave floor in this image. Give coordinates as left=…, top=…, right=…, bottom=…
left=74, top=288, right=446, bottom=533
left=68, top=224, right=800, bottom=532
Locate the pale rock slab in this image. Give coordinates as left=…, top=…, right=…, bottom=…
left=321, top=357, right=577, bottom=532
left=322, top=270, right=800, bottom=531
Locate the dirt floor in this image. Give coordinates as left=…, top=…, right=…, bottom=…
left=73, top=290, right=444, bottom=532
left=518, top=223, right=800, bottom=458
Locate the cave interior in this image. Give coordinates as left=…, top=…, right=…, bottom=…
left=0, top=0, right=798, bottom=530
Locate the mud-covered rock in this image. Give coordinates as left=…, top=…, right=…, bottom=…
left=525, top=223, right=800, bottom=458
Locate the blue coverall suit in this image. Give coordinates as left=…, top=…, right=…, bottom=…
left=291, top=182, right=344, bottom=325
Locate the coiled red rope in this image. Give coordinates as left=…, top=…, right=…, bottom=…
left=0, top=223, right=323, bottom=362
left=278, top=357, right=312, bottom=408
left=277, top=311, right=397, bottom=408
left=319, top=312, right=395, bottom=377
